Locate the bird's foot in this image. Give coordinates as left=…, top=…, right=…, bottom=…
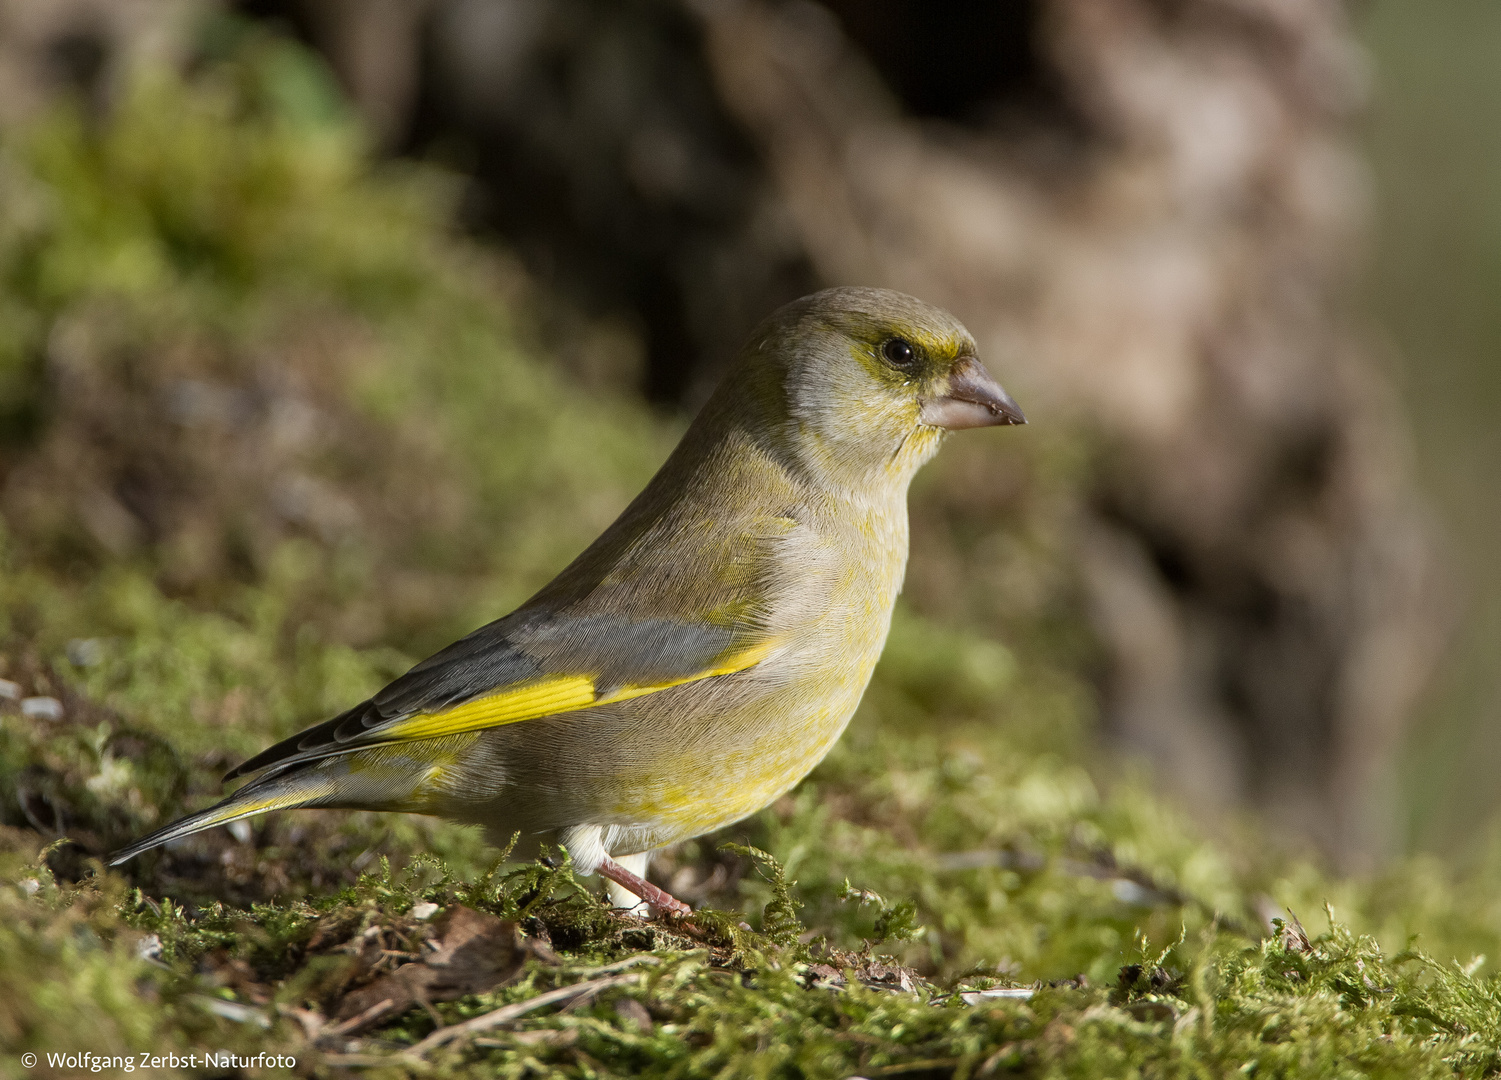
left=597, top=855, right=691, bottom=918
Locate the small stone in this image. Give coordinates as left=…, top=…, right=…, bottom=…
left=21, top=696, right=63, bottom=721
left=136, top=934, right=164, bottom=961
left=227, top=820, right=253, bottom=844
left=960, top=987, right=1035, bottom=1005
left=0, top=679, right=20, bottom=700
left=411, top=901, right=439, bottom=920
left=1111, top=879, right=1155, bottom=906
left=67, top=638, right=106, bottom=667
left=614, top=997, right=653, bottom=1032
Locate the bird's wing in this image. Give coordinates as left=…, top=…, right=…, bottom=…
left=226, top=610, right=775, bottom=780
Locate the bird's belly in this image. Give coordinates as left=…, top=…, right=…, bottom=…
left=601, top=674, right=871, bottom=846
left=594, top=602, right=892, bottom=847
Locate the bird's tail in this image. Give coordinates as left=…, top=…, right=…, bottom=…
left=107, top=774, right=334, bottom=865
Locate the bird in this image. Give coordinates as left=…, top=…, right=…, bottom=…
left=109, top=287, right=1025, bottom=915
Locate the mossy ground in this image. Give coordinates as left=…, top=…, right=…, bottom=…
left=3, top=25, right=1501, bottom=1079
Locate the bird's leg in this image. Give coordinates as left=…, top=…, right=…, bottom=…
left=596, top=855, right=691, bottom=918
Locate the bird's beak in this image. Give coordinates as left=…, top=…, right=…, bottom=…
left=919, top=356, right=1027, bottom=429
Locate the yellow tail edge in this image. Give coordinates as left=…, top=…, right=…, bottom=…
left=107, top=787, right=323, bottom=865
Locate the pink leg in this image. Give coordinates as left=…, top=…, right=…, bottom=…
left=596, top=855, right=692, bottom=917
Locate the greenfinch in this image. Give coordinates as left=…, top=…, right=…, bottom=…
left=111, top=287, right=1025, bottom=914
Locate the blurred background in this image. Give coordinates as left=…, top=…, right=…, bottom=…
left=0, top=0, right=1494, bottom=881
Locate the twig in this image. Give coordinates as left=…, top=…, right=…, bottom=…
left=401, top=972, right=643, bottom=1058
left=567, top=954, right=664, bottom=978
left=193, top=996, right=271, bottom=1028
left=274, top=1004, right=326, bottom=1041
left=316, top=1053, right=406, bottom=1069
left=934, top=848, right=1254, bottom=938
left=324, top=998, right=397, bottom=1039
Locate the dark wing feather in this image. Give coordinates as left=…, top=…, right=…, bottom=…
left=225, top=609, right=753, bottom=781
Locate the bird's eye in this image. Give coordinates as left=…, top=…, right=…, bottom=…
left=881, top=338, right=917, bottom=368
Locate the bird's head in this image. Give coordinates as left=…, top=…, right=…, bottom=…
left=726, top=287, right=1025, bottom=493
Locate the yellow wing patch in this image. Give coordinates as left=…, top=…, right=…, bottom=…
left=386, top=675, right=597, bottom=741
left=383, top=639, right=777, bottom=743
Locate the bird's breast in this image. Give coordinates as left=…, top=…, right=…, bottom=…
left=598, top=494, right=911, bottom=841
left=770, top=493, right=909, bottom=663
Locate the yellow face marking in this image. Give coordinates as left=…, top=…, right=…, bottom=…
left=383, top=640, right=778, bottom=742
